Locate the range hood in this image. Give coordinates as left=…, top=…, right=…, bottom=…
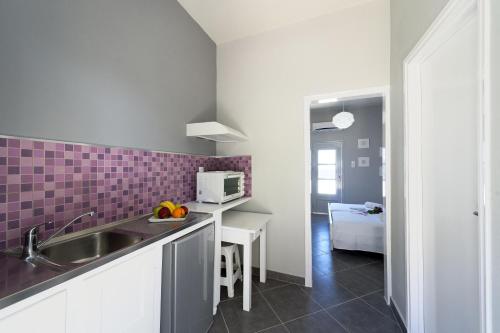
left=186, top=122, right=247, bottom=143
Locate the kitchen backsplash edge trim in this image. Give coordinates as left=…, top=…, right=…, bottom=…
left=0, top=135, right=252, bottom=249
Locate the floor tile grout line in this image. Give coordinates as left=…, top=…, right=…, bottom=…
left=315, top=256, right=383, bottom=276
left=347, top=263, right=386, bottom=286
left=255, top=284, right=290, bottom=332
left=308, top=284, right=394, bottom=333
left=218, top=306, right=230, bottom=333
left=320, top=288, right=384, bottom=312
left=280, top=308, right=324, bottom=325
left=297, top=283, right=349, bottom=332
left=319, top=263, right=385, bottom=295
left=219, top=280, right=295, bottom=304
left=254, top=323, right=287, bottom=333
left=219, top=279, right=304, bottom=303
left=312, top=252, right=385, bottom=302
left=337, top=256, right=380, bottom=266
left=358, top=294, right=400, bottom=324
left=316, top=254, right=381, bottom=266
left=311, top=263, right=383, bottom=302
left=323, top=270, right=380, bottom=299
left=322, top=307, right=350, bottom=332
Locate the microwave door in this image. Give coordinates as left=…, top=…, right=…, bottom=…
left=223, top=177, right=240, bottom=196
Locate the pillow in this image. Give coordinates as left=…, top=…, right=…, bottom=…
left=365, top=202, right=383, bottom=209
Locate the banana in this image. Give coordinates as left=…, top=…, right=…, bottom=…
left=160, top=201, right=176, bottom=213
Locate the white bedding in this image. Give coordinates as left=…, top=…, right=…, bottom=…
left=328, top=203, right=385, bottom=254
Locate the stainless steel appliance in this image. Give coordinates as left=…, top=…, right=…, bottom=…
left=160, top=223, right=214, bottom=333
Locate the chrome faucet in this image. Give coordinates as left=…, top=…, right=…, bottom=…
left=21, top=211, right=95, bottom=261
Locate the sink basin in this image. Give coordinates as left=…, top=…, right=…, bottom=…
left=39, top=231, right=143, bottom=265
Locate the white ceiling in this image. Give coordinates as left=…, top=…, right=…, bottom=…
left=177, top=0, right=374, bottom=44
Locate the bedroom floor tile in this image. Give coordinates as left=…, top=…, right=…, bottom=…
left=353, top=262, right=385, bottom=286
left=301, top=274, right=356, bottom=308
left=252, top=275, right=290, bottom=292
left=259, top=325, right=289, bottom=332
left=261, top=284, right=322, bottom=322
left=313, top=252, right=351, bottom=274
left=361, top=290, right=397, bottom=320
left=285, top=310, right=347, bottom=333
left=219, top=293, right=281, bottom=333
left=326, top=299, right=402, bottom=333
left=334, top=269, right=383, bottom=297
left=331, top=249, right=382, bottom=268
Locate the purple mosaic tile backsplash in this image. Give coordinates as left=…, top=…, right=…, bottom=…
left=0, top=136, right=251, bottom=250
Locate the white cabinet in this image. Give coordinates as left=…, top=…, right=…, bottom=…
left=0, top=289, right=68, bottom=333
left=71, top=247, right=161, bottom=333
left=0, top=245, right=162, bottom=333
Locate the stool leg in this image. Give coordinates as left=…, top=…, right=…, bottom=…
left=227, top=247, right=235, bottom=298
left=235, top=245, right=242, bottom=282
left=220, top=249, right=228, bottom=289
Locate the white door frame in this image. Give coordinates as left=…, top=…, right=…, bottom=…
left=303, top=86, right=392, bottom=303
left=403, top=0, right=491, bottom=332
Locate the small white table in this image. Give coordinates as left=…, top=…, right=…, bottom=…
left=185, top=197, right=252, bottom=314
left=221, top=210, right=271, bottom=311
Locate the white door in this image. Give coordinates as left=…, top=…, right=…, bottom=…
left=419, top=14, right=480, bottom=333
left=311, top=142, right=342, bottom=213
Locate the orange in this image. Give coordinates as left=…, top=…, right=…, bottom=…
left=172, top=207, right=185, bottom=218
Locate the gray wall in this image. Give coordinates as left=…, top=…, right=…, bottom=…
left=390, top=0, right=450, bottom=322
left=492, top=0, right=500, bottom=330
left=0, top=0, right=216, bottom=155
left=310, top=101, right=383, bottom=205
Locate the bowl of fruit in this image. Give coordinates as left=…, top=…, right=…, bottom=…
left=149, top=201, right=189, bottom=223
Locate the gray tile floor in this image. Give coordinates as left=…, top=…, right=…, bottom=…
left=209, top=214, right=403, bottom=333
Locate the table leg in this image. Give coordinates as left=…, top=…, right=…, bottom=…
left=213, top=212, right=222, bottom=315
left=259, top=226, right=267, bottom=283
left=243, top=236, right=252, bottom=311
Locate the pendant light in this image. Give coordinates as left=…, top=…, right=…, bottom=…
left=332, top=101, right=355, bottom=129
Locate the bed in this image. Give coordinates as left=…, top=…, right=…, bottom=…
left=327, top=202, right=385, bottom=254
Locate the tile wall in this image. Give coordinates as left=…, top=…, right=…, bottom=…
left=0, top=136, right=251, bottom=250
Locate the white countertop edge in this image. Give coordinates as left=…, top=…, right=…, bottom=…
left=151, top=216, right=215, bottom=247
left=185, top=197, right=252, bottom=214
left=221, top=211, right=272, bottom=232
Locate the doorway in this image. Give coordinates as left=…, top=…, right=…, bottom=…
left=404, top=0, right=487, bottom=332
left=303, top=87, right=392, bottom=304
left=311, top=142, right=343, bottom=213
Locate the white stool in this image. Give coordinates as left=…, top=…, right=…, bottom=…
left=220, top=242, right=242, bottom=298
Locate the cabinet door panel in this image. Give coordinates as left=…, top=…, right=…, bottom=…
left=0, top=290, right=67, bottom=333
left=79, top=248, right=158, bottom=333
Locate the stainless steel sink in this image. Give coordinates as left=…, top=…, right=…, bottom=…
left=39, top=231, right=143, bottom=265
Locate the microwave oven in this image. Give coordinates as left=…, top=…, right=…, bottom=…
left=196, top=171, right=245, bottom=204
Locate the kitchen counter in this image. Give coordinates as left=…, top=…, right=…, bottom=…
left=0, top=212, right=213, bottom=311
left=185, top=197, right=252, bottom=214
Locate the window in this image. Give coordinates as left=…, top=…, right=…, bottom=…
left=317, top=149, right=337, bottom=195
